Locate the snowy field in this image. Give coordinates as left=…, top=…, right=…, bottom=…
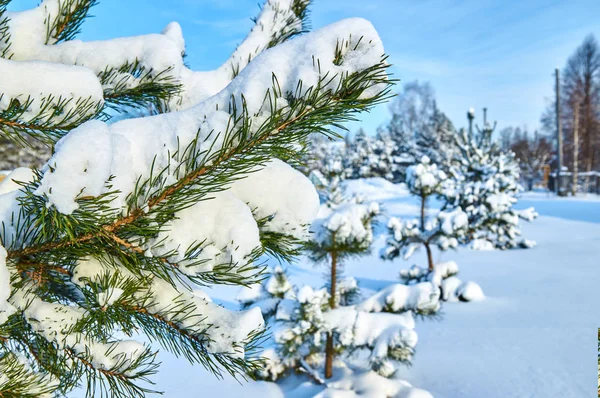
left=79, top=179, right=600, bottom=397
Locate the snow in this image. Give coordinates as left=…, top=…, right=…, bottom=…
left=230, top=160, right=320, bottom=239
left=0, top=167, right=34, bottom=195
left=0, top=58, right=104, bottom=120
left=71, top=256, right=265, bottom=357
left=405, top=156, right=446, bottom=194
left=287, top=366, right=433, bottom=398
left=10, top=288, right=146, bottom=373
left=147, top=190, right=262, bottom=275
left=455, top=281, right=485, bottom=302
left=357, top=283, right=440, bottom=314
left=312, top=201, right=379, bottom=248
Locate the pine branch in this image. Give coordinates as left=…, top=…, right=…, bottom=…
left=0, top=95, right=103, bottom=147
left=99, top=60, right=182, bottom=114
left=0, top=0, right=11, bottom=59
left=7, top=59, right=392, bottom=263
left=44, top=0, right=99, bottom=44
left=0, top=350, right=58, bottom=398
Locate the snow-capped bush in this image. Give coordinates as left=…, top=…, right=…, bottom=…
left=447, top=125, right=539, bottom=249
left=397, top=262, right=485, bottom=303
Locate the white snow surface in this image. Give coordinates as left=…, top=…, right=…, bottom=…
left=85, top=180, right=600, bottom=398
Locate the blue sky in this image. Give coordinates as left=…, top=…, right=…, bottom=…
left=9, top=0, right=600, bottom=134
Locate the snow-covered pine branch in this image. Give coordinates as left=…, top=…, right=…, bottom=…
left=0, top=0, right=310, bottom=146
left=0, top=1, right=392, bottom=396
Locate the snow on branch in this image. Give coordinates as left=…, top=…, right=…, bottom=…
left=1, top=0, right=312, bottom=115
left=0, top=58, right=104, bottom=145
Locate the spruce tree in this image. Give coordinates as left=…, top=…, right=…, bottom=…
left=0, top=0, right=393, bottom=396
left=446, top=120, right=538, bottom=250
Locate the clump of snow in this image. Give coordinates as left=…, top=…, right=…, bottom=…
left=397, top=262, right=483, bottom=303
left=405, top=156, right=447, bottom=195
left=230, top=160, right=320, bottom=239
left=312, top=201, right=379, bottom=249
left=146, top=191, right=261, bottom=275
left=470, top=238, right=495, bottom=251
left=440, top=276, right=462, bottom=301
left=0, top=58, right=103, bottom=120
left=456, top=281, right=485, bottom=302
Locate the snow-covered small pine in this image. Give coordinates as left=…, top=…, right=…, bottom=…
left=382, top=156, right=468, bottom=271
left=446, top=124, right=539, bottom=249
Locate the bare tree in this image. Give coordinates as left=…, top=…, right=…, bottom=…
left=562, top=35, right=600, bottom=186
left=510, top=130, right=554, bottom=190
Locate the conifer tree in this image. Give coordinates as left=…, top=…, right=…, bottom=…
left=0, top=0, right=393, bottom=396
left=382, top=156, right=468, bottom=271
left=381, top=156, right=485, bottom=302
left=238, top=170, right=440, bottom=394
left=446, top=121, right=539, bottom=250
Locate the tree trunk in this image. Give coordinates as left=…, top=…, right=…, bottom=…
left=325, top=250, right=337, bottom=379
left=420, top=195, right=434, bottom=271
left=424, top=241, right=434, bottom=272
left=420, top=194, right=427, bottom=231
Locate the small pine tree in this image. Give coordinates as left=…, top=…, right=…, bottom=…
left=241, top=170, right=440, bottom=392
left=447, top=121, right=538, bottom=250
left=381, top=156, right=485, bottom=302
left=382, top=156, right=468, bottom=271
left=306, top=174, right=380, bottom=379
left=0, top=0, right=393, bottom=396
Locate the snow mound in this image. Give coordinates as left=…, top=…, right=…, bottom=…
left=456, top=281, right=485, bottom=302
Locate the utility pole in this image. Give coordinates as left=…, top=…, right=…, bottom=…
left=572, top=101, right=579, bottom=196
left=555, top=68, right=564, bottom=196
left=483, top=107, right=488, bottom=126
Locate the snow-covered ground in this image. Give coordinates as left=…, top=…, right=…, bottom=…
left=80, top=179, right=600, bottom=397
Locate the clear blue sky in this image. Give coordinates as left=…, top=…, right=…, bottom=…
left=8, top=0, right=600, bottom=134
